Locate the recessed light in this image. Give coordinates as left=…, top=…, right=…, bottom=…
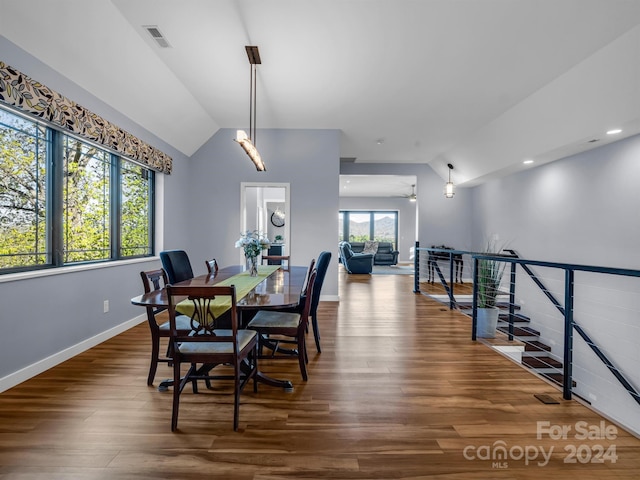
left=606, top=129, right=622, bottom=135
left=523, top=160, right=534, bottom=165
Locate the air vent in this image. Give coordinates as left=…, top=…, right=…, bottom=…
left=588, top=138, right=600, bottom=143
left=143, top=25, right=171, bottom=48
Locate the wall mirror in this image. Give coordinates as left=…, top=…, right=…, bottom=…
left=240, top=182, right=290, bottom=262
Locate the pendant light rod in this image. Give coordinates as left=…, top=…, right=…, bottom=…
left=235, top=46, right=265, bottom=171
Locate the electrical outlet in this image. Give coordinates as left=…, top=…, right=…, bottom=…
left=103, top=300, right=109, bottom=313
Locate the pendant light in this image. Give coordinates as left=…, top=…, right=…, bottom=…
left=444, top=163, right=455, bottom=198
left=235, top=45, right=266, bottom=171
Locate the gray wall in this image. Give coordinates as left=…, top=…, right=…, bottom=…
left=470, top=135, right=640, bottom=267
left=470, top=134, right=640, bottom=435
left=184, top=127, right=340, bottom=297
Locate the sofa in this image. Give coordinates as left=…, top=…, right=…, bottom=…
left=348, top=241, right=399, bottom=265
left=338, top=241, right=374, bottom=274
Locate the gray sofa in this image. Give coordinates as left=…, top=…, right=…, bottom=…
left=348, top=241, right=399, bottom=265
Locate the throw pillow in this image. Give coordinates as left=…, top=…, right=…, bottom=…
left=362, top=240, right=379, bottom=254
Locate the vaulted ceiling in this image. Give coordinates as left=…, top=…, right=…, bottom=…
left=2, top=0, right=640, bottom=189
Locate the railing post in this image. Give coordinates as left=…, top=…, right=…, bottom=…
left=507, top=261, right=517, bottom=341
left=563, top=269, right=574, bottom=400
left=413, top=241, right=420, bottom=293
left=471, top=256, right=479, bottom=341
left=449, top=253, right=455, bottom=310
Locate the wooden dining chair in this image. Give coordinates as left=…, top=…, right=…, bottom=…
left=166, top=284, right=258, bottom=431
left=261, top=255, right=290, bottom=271
left=205, top=258, right=219, bottom=275
left=139, top=268, right=193, bottom=386
left=247, top=269, right=317, bottom=381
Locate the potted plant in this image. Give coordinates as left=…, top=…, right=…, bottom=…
left=475, top=242, right=507, bottom=338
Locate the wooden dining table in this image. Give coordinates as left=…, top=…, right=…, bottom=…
left=131, top=264, right=308, bottom=391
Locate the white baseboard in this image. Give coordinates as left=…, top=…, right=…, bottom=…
left=0, top=314, right=147, bottom=393
left=320, top=294, right=339, bottom=302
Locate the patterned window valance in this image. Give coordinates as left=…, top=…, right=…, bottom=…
left=0, top=61, right=172, bottom=174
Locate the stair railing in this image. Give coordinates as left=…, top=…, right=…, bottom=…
left=471, top=250, right=640, bottom=406
left=413, top=241, right=466, bottom=310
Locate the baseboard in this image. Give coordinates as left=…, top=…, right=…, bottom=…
left=320, top=294, right=339, bottom=302
left=0, top=314, right=147, bottom=393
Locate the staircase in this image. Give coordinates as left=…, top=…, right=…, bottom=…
left=495, top=311, right=568, bottom=387
left=457, top=299, right=570, bottom=389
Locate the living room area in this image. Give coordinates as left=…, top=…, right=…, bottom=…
left=338, top=173, right=417, bottom=275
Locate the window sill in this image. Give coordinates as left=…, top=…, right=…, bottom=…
left=0, top=257, right=160, bottom=284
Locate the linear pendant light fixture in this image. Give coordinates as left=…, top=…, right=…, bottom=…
left=444, top=163, right=455, bottom=198
left=235, top=45, right=266, bottom=171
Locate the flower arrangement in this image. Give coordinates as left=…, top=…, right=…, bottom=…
left=235, top=230, right=270, bottom=259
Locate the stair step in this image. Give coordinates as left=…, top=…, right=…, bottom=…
left=497, top=325, right=540, bottom=337
left=522, top=356, right=563, bottom=369
left=498, top=313, right=530, bottom=323
left=524, top=341, right=551, bottom=352
left=541, top=372, right=577, bottom=388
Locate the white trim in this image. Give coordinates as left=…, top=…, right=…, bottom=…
left=320, top=294, right=340, bottom=302
left=0, top=314, right=147, bottom=393
left=0, top=257, right=160, bottom=284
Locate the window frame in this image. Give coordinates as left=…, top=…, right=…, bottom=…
left=339, top=210, right=399, bottom=248
left=0, top=104, right=155, bottom=275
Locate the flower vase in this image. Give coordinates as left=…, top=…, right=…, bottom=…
left=246, top=255, right=259, bottom=277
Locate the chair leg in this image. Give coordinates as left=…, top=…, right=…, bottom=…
left=171, top=358, right=182, bottom=431
left=147, top=333, right=160, bottom=386
left=298, top=335, right=308, bottom=381
left=233, top=360, right=240, bottom=431
left=311, top=314, right=322, bottom=353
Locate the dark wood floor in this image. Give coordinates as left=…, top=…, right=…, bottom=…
left=1, top=270, right=638, bottom=479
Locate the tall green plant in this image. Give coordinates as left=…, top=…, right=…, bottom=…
left=477, top=242, right=507, bottom=309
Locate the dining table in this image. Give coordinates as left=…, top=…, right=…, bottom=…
left=131, top=264, right=308, bottom=391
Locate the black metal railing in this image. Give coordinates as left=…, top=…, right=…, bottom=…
left=414, top=241, right=640, bottom=408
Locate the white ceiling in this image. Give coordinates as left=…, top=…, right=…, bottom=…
left=2, top=0, right=640, bottom=195
left=340, top=175, right=417, bottom=198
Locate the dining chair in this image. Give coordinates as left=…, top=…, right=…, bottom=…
left=247, top=269, right=317, bottom=381
left=261, top=255, right=290, bottom=271
left=139, top=268, right=193, bottom=386
left=307, top=251, right=332, bottom=353
left=166, top=284, right=258, bottom=431
left=205, top=258, right=219, bottom=275
left=160, top=249, right=194, bottom=284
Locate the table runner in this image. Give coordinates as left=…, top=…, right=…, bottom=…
left=176, top=265, right=280, bottom=319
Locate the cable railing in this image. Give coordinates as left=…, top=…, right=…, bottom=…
left=414, top=242, right=640, bottom=436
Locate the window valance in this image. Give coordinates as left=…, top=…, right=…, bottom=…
left=0, top=61, right=172, bottom=174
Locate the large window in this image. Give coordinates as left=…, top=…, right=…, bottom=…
left=0, top=106, right=154, bottom=273
left=339, top=210, right=398, bottom=248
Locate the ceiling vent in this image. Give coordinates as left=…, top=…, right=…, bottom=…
left=143, top=25, right=171, bottom=48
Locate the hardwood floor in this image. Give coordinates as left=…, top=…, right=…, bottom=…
left=1, top=270, right=639, bottom=479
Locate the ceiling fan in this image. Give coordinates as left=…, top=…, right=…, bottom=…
left=402, top=184, right=417, bottom=202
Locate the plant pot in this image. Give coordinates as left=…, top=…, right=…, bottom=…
left=476, top=306, right=499, bottom=338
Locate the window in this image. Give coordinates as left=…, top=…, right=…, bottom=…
left=339, top=210, right=398, bottom=248
left=0, top=106, right=154, bottom=274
